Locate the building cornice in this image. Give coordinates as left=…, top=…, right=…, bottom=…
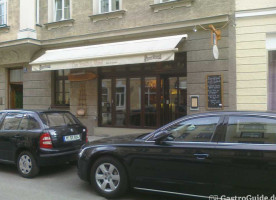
left=236, top=7, right=276, bottom=18
left=0, top=14, right=229, bottom=49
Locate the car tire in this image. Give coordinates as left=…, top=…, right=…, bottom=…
left=17, top=151, right=39, bottom=178
left=91, top=156, right=128, bottom=198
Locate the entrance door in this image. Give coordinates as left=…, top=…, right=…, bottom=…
left=9, top=68, right=23, bottom=109
left=161, top=76, right=187, bottom=125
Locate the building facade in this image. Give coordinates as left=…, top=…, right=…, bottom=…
left=0, top=0, right=235, bottom=136
left=235, top=0, right=276, bottom=111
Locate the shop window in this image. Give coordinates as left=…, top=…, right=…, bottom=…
left=54, top=70, right=70, bottom=106
left=268, top=51, right=276, bottom=111
left=54, top=0, right=70, bottom=21
left=0, top=0, right=7, bottom=26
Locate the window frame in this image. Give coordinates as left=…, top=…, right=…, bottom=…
left=99, top=0, right=120, bottom=14
left=54, top=0, right=70, bottom=22
left=54, top=70, right=70, bottom=107
left=0, top=0, right=7, bottom=26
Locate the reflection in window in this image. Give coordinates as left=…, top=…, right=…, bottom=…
left=145, top=77, right=157, bottom=127
left=54, top=70, right=70, bottom=106
left=225, top=116, right=276, bottom=144
left=130, top=78, right=141, bottom=126
left=1, top=113, right=23, bottom=130
left=100, top=0, right=120, bottom=13
left=55, top=0, right=70, bottom=21
left=115, top=79, right=126, bottom=126
left=0, top=0, right=7, bottom=26
left=167, top=117, right=219, bottom=142
left=101, top=79, right=112, bottom=125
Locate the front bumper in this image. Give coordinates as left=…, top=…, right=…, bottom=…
left=77, top=157, right=90, bottom=182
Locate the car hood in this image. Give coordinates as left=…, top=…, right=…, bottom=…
left=86, top=133, right=150, bottom=146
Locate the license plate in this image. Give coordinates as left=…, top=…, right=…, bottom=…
left=64, top=134, right=81, bottom=142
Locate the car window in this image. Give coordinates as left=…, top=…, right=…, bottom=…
left=39, top=112, right=78, bottom=127
left=225, top=116, right=276, bottom=144
left=0, top=113, right=4, bottom=121
left=165, top=116, right=220, bottom=142
left=18, top=116, right=41, bottom=130
left=1, top=113, right=23, bottom=130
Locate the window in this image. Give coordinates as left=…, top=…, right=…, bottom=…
left=99, top=0, right=120, bottom=13
left=54, top=70, right=70, bottom=106
left=36, top=0, right=40, bottom=24
left=165, top=117, right=220, bottom=142
left=0, top=113, right=4, bottom=121
left=1, top=113, right=23, bottom=130
left=0, top=0, right=7, bottom=26
left=54, top=0, right=70, bottom=21
left=225, top=116, right=276, bottom=144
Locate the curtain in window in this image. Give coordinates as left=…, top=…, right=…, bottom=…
left=268, top=51, right=276, bottom=111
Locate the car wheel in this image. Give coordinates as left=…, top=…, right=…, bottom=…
left=91, top=156, right=128, bottom=198
left=17, top=151, right=39, bottom=178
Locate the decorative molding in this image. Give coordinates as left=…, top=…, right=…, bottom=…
left=150, top=0, right=193, bottom=13
left=89, top=10, right=126, bottom=22
left=0, top=25, right=10, bottom=33
left=236, top=7, right=276, bottom=18
left=44, top=19, right=75, bottom=30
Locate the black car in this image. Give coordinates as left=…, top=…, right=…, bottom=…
left=78, top=111, right=276, bottom=198
left=0, top=110, right=87, bottom=178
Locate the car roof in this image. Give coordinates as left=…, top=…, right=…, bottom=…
left=0, top=110, right=70, bottom=114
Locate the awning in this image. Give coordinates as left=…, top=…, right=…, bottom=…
left=31, top=34, right=187, bottom=71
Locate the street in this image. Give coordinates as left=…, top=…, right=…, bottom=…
left=0, top=163, right=180, bottom=200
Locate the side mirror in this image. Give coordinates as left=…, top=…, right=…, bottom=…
left=153, top=130, right=170, bottom=144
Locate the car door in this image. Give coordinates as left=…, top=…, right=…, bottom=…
left=130, top=115, right=223, bottom=197
left=0, top=112, right=24, bottom=161
left=212, top=115, right=276, bottom=196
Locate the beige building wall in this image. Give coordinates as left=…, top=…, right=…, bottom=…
left=236, top=0, right=276, bottom=111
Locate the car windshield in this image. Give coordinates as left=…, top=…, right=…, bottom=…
left=39, top=112, right=78, bottom=128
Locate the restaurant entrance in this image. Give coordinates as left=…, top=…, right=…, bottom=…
left=99, top=52, right=187, bottom=129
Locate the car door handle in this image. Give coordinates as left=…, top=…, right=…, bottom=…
left=194, top=154, right=209, bottom=160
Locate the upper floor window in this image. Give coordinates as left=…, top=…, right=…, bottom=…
left=54, top=0, right=70, bottom=21
left=0, top=0, right=7, bottom=26
left=100, top=0, right=120, bottom=13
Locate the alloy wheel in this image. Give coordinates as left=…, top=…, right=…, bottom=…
left=95, top=163, right=120, bottom=192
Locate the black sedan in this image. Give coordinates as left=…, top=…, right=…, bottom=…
left=0, top=110, right=87, bottom=178
left=78, top=111, right=276, bottom=198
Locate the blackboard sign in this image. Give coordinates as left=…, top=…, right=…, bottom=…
left=206, top=74, right=223, bottom=109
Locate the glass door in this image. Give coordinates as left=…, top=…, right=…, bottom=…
left=161, top=76, right=187, bottom=125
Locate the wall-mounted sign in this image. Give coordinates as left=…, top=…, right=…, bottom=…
left=190, top=95, right=199, bottom=110
left=206, top=74, right=223, bottom=110
left=68, top=72, right=97, bottom=82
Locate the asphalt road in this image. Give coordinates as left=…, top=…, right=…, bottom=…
left=0, top=163, right=180, bottom=200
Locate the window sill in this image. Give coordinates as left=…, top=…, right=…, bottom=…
left=89, top=10, right=126, bottom=22
left=44, top=19, right=75, bottom=30
left=150, top=0, right=193, bottom=12
left=0, top=25, right=10, bottom=33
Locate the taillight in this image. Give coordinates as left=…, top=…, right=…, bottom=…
left=40, top=132, right=53, bottom=149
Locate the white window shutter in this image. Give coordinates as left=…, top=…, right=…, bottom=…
left=93, top=0, right=99, bottom=15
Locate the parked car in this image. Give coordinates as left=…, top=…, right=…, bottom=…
left=78, top=111, right=276, bottom=198
left=0, top=110, right=87, bottom=178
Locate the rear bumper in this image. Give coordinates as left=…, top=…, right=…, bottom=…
left=38, top=149, right=80, bottom=166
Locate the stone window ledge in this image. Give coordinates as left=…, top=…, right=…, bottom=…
left=89, top=10, right=126, bottom=22
left=150, top=0, right=193, bottom=12
left=44, top=19, right=75, bottom=30
left=0, top=25, right=10, bottom=33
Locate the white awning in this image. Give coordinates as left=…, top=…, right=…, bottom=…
left=31, top=34, right=187, bottom=71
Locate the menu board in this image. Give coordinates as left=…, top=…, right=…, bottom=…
left=206, top=74, right=223, bottom=109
